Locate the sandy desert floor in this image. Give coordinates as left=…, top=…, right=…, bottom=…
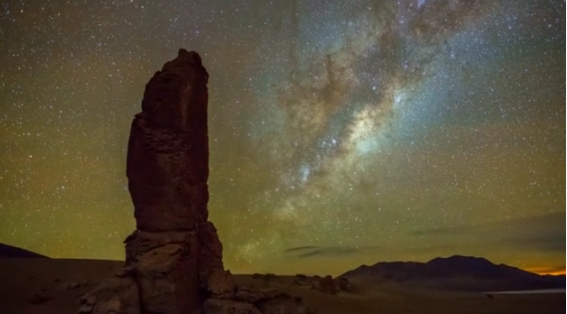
left=0, top=258, right=563, bottom=314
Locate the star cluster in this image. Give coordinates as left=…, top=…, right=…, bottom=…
left=0, top=0, right=564, bottom=276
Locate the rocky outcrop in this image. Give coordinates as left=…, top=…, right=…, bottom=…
left=315, top=276, right=340, bottom=295
left=203, top=299, right=262, bottom=314
left=293, top=274, right=311, bottom=286
left=122, top=49, right=215, bottom=314
left=78, top=278, right=140, bottom=314
left=252, top=273, right=281, bottom=283
left=256, top=295, right=309, bottom=314
left=335, top=277, right=353, bottom=292
left=291, top=274, right=352, bottom=294
left=79, top=49, right=315, bottom=314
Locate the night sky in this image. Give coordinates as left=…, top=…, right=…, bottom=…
left=0, top=0, right=565, bottom=276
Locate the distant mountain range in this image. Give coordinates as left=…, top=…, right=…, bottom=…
left=0, top=243, right=563, bottom=293
left=339, top=255, right=565, bottom=292
left=0, top=243, right=48, bottom=258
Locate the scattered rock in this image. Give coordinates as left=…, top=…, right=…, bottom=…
left=310, top=280, right=320, bottom=290
left=256, top=294, right=314, bottom=314
left=234, top=287, right=282, bottom=303
left=79, top=293, right=98, bottom=306
left=335, top=277, right=352, bottom=292
left=314, top=275, right=340, bottom=294
left=115, top=266, right=136, bottom=278
left=78, top=303, right=94, bottom=314
left=78, top=277, right=140, bottom=314
left=203, top=299, right=262, bottom=314
left=251, top=273, right=280, bottom=283
left=293, top=274, right=311, bottom=286
left=65, top=281, right=81, bottom=290
left=29, top=292, right=50, bottom=305
left=292, top=274, right=351, bottom=294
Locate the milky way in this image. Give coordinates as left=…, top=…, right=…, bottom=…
left=0, top=0, right=564, bottom=275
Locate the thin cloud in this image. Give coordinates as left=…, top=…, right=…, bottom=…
left=284, top=245, right=378, bottom=259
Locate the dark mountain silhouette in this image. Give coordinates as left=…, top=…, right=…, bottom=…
left=339, top=255, right=565, bottom=292
left=0, top=243, right=48, bottom=258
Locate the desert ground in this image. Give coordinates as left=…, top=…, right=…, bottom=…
left=0, top=258, right=563, bottom=314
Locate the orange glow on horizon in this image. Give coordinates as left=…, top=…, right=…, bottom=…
left=524, top=266, right=566, bottom=276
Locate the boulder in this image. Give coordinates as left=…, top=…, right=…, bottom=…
left=312, top=275, right=340, bottom=295
left=255, top=294, right=314, bottom=314
left=125, top=230, right=203, bottom=314
left=335, top=277, right=352, bottom=292
left=29, top=291, right=50, bottom=305
left=63, top=281, right=81, bottom=290
left=207, top=269, right=236, bottom=300
left=234, top=287, right=282, bottom=303
left=293, top=274, right=312, bottom=286
left=78, top=277, right=140, bottom=314
left=203, top=299, right=262, bottom=314
left=251, top=273, right=280, bottom=283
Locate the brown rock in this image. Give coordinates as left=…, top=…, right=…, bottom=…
left=234, top=287, right=282, bottom=303
left=79, top=277, right=140, bottom=314
left=79, top=293, right=98, bottom=306
left=29, top=291, right=50, bottom=305
left=78, top=303, right=94, bottom=314
left=335, top=277, right=352, bottom=292
left=312, top=275, right=340, bottom=295
left=251, top=273, right=280, bottom=283
left=124, top=229, right=198, bottom=264
left=79, top=49, right=316, bottom=314
left=255, top=294, right=314, bottom=314
left=203, top=299, right=262, bottom=314
left=63, top=281, right=81, bottom=290
left=198, top=221, right=225, bottom=287
left=293, top=274, right=311, bottom=286
left=127, top=48, right=210, bottom=232
left=125, top=230, right=203, bottom=314
left=115, top=266, right=136, bottom=278
left=207, top=269, right=236, bottom=299
left=120, top=49, right=225, bottom=314
left=310, top=280, right=320, bottom=290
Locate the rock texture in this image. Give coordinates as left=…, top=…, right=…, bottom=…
left=127, top=49, right=210, bottom=232
left=291, top=274, right=352, bottom=294
left=79, top=278, right=140, bottom=314
left=79, top=49, right=315, bottom=314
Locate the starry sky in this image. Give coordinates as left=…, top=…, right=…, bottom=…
left=0, top=0, right=565, bottom=276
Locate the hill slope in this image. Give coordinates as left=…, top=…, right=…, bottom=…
left=0, top=243, right=48, bottom=258
left=340, top=255, right=565, bottom=292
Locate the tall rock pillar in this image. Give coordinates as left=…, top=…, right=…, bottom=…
left=79, top=49, right=312, bottom=314
left=127, top=48, right=210, bottom=232
left=123, top=49, right=224, bottom=314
